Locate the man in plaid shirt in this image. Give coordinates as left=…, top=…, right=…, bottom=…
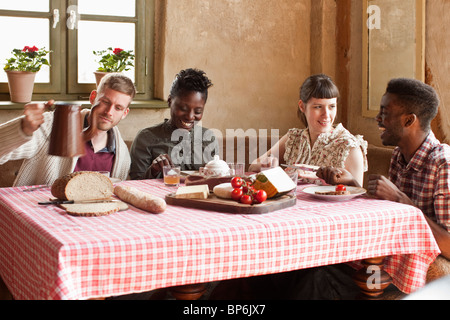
left=213, top=78, right=449, bottom=300
left=368, top=78, right=450, bottom=262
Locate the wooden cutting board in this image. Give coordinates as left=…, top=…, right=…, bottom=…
left=165, top=193, right=296, bottom=214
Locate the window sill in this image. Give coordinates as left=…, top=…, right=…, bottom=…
left=0, top=99, right=168, bottom=110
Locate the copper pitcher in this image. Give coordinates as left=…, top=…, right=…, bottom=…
left=48, top=103, right=85, bottom=157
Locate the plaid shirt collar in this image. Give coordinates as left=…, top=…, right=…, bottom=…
left=395, top=131, right=439, bottom=172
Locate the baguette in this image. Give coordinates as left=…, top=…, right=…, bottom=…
left=114, top=185, right=166, bottom=214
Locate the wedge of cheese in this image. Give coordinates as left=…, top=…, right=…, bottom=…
left=253, top=167, right=296, bottom=198
left=175, top=184, right=210, bottom=200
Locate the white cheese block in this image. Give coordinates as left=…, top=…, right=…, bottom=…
left=175, top=184, right=210, bottom=200
left=213, top=183, right=234, bottom=199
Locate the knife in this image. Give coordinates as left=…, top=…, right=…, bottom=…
left=38, top=199, right=120, bottom=205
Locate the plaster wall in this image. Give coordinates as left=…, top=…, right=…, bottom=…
left=425, top=0, right=450, bottom=143
left=157, top=0, right=312, bottom=136
left=1, top=0, right=447, bottom=146
left=347, top=0, right=450, bottom=146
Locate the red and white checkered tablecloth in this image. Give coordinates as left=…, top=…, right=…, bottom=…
left=0, top=180, right=440, bottom=300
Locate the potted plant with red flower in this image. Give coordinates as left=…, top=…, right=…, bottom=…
left=93, top=47, right=134, bottom=86
left=4, top=46, right=52, bottom=103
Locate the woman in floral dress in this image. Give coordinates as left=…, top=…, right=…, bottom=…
left=212, top=75, right=370, bottom=300
left=250, top=74, right=367, bottom=187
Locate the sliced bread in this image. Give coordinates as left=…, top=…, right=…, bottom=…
left=51, top=171, right=113, bottom=201
left=60, top=202, right=121, bottom=217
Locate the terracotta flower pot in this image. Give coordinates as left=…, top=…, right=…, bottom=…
left=94, top=71, right=111, bottom=87
left=5, top=71, right=37, bottom=103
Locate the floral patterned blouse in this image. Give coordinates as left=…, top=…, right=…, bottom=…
left=284, top=123, right=368, bottom=171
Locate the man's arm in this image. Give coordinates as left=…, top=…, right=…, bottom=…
left=367, top=174, right=415, bottom=205
left=431, top=163, right=450, bottom=259
left=21, top=103, right=47, bottom=136
left=0, top=102, right=54, bottom=164
left=423, top=214, right=450, bottom=260
left=368, top=174, right=450, bottom=259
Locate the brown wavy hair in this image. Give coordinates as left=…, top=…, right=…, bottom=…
left=298, top=74, right=340, bottom=127
left=98, top=72, right=136, bottom=102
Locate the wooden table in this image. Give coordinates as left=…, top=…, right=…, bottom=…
left=0, top=180, right=440, bottom=300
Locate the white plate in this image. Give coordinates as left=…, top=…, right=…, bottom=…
left=302, top=186, right=367, bottom=201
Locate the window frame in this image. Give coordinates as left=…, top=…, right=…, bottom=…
left=0, top=1, right=61, bottom=95
left=0, top=0, right=155, bottom=102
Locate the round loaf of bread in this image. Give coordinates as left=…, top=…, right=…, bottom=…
left=213, top=183, right=234, bottom=199
left=51, top=171, right=114, bottom=201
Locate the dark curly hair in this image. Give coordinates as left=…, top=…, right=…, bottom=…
left=169, top=68, right=213, bottom=102
left=386, top=78, right=440, bottom=131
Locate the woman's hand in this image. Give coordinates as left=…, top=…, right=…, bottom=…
left=150, top=154, right=173, bottom=177
left=316, top=166, right=360, bottom=186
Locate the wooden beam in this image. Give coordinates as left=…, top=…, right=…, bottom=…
left=335, top=0, right=352, bottom=128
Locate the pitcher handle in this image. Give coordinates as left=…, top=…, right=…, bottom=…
left=82, top=103, right=98, bottom=142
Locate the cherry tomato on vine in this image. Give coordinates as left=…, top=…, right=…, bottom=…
left=240, top=194, right=253, bottom=205
left=231, top=188, right=243, bottom=201
left=254, top=190, right=268, bottom=204
left=242, top=181, right=253, bottom=194
left=231, top=177, right=244, bottom=189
